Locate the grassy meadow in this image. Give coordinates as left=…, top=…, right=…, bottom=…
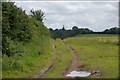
left=2, top=34, right=119, bottom=78
left=64, top=34, right=119, bottom=78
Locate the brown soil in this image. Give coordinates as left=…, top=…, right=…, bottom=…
left=33, top=42, right=57, bottom=78
left=62, top=40, right=84, bottom=76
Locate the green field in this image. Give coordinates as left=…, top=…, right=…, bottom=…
left=2, top=34, right=119, bottom=78
left=64, top=34, right=119, bottom=78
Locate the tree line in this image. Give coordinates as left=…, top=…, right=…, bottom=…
left=49, top=26, right=120, bottom=39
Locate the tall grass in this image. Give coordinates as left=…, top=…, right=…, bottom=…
left=2, top=37, right=53, bottom=78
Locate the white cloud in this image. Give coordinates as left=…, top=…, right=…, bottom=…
left=14, top=1, right=119, bottom=31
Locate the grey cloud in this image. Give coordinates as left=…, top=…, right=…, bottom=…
left=14, top=1, right=118, bottom=31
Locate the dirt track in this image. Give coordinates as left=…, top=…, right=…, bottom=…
left=33, top=43, right=57, bottom=78
left=62, top=40, right=84, bottom=76
left=33, top=40, right=83, bottom=78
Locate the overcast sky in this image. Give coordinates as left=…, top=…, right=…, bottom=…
left=14, top=0, right=119, bottom=31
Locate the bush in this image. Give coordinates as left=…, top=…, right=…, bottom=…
left=2, top=37, right=24, bottom=56
left=2, top=2, right=31, bottom=56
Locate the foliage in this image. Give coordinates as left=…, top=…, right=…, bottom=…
left=2, top=37, right=24, bottom=57
left=30, top=9, right=45, bottom=23
left=49, top=26, right=120, bottom=40
left=2, top=2, right=31, bottom=42
left=2, top=2, right=32, bottom=56
left=103, top=27, right=120, bottom=34
left=49, top=26, right=93, bottom=39
left=2, top=2, right=50, bottom=57
left=2, top=2, right=52, bottom=78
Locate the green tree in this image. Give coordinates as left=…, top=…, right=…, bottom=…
left=72, top=26, right=79, bottom=35
left=103, top=27, right=120, bottom=34
left=30, top=9, right=45, bottom=22
left=2, top=2, right=31, bottom=56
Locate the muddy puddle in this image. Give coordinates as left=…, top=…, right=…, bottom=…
left=66, top=71, right=91, bottom=77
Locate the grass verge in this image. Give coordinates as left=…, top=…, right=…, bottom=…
left=2, top=38, right=53, bottom=78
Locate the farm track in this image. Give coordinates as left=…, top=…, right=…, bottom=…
left=33, top=39, right=84, bottom=78
left=33, top=42, right=57, bottom=78
left=61, top=40, right=84, bottom=76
